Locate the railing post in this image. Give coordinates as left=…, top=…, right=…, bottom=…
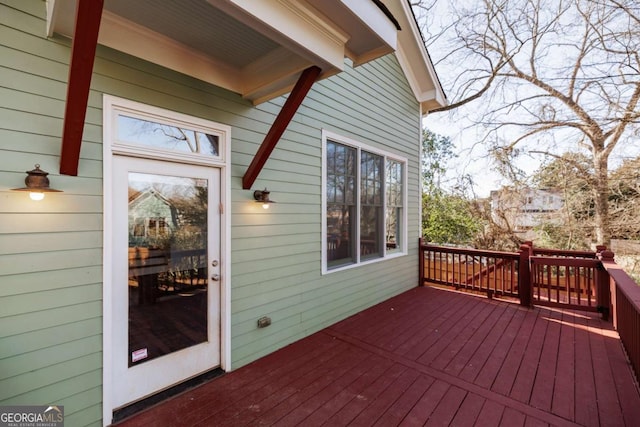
left=518, top=243, right=532, bottom=307
left=597, top=250, right=615, bottom=323
left=419, top=237, right=425, bottom=287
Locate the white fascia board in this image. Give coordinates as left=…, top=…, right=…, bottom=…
left=46, top=0, right=61, bottom=37
left=341, top=0, right=397, bottom=64
left=390, top=0, right=447, bottom=114
left=342, top=0, right=397, bottom=48
left=396, top=43, right=446, bottom=112
left=98, top=11, right=244, bottom=95
left=46, top=0, right=76, bottom=38
left=214, top=0, right=348, bottom=71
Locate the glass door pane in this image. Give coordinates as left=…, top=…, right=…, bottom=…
left=127, top=172, right=209, bottom=366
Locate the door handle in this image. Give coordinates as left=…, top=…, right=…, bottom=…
left=211, top=274, right=220, bottom=281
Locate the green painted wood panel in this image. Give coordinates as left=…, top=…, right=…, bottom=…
left=0, top=283, right=102, bottom=316
left=0, top=317, right=102, bottom=359
left=0, top=214, right=102, bottom=233
left=0, top=353, right=102, bottom=400
left=1, top=301, right=103, bottom=337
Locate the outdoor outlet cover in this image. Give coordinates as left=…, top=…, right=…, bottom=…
left=257, top=316, right=271, bottom=328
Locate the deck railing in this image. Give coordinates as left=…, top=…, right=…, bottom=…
left=599, top=251, right=640, bottom=383
left=530, top=245, right=605, bottom=311
left=530, top=256, right=600, bottom=311
left=419, top=241, right=521, bottom=299
left=419, top=239, right=640, bottom=382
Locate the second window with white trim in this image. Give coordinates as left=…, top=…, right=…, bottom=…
left=323, top=132, right=406, bottom=272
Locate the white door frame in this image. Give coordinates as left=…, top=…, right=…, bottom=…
left=102, top=95, right=231, bottom=425
left=111, top=157, right=221, bottom=408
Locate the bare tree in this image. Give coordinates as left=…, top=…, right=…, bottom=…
left=417, top=0, right=640, bottom=246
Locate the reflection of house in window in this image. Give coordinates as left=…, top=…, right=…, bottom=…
left=128, top=189, right=178, bottom=245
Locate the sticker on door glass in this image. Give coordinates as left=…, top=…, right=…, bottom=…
left=132, top=348, right=148, bottom=363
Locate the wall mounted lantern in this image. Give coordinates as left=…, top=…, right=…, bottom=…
left=12, top=164, right=62, bottom=201
left=253, top=188, right=275, bottom=209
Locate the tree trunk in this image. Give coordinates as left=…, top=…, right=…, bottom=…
left=593, top=148, right=611, bottom=247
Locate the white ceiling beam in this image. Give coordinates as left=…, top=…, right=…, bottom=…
left=98, top=11, right=244, bottom=95
left=211, top=0, right=348, bottom=71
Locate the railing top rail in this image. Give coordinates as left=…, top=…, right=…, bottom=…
left=533, top=247, right=598, bottom=258
left=421, top=243, right=520, bottom=259
left=530, top=256, right=601, bottom=268
left=600, top=255, right=640, bottom=308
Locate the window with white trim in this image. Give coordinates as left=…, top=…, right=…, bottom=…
left=323, top=132, right=407, bottom=272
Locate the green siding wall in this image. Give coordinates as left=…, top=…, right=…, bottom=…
left=0, top=1, right=103, bottom=425
left=0, top=1, right=421, bottom=424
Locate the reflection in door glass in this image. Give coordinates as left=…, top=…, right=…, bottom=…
left=127, top=172, right=208, bottom=366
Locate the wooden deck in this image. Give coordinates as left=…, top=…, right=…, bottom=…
left=114, top=286, right=640, bottom=426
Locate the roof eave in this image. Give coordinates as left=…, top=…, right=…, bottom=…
left=383, top=0, right=448, bottom=115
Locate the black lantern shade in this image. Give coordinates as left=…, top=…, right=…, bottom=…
left=253, top=188, right=275, bottom=209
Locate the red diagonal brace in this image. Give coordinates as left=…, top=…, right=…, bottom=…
left=59, top=0, right=104, bottom=176
left=242, top=66, right=321, bottom=189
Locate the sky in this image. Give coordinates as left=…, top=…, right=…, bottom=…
left=414, top=1, right=540, bottom=198
left=414, top=0, right=639, bottom=199
left=422, top=110, right=547, bottom=198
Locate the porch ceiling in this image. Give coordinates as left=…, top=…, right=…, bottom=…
left=47, top=0, right=399, bottom=105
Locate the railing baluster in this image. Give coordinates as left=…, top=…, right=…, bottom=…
left=537, top=263, right=541, bottom=302
left=453, top=252, right=458, bottom=287
left=465, top=253, right=469, bottom=288
left=556, top=265, right=561, bottom=303
left=577, top=266, right=582, bottom=306
left=484, top=255, right=488, bottom=293
left=492, top=256, right=497, bottom=295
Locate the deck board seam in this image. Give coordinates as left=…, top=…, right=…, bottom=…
left=323, top=329, right=581, bottom=427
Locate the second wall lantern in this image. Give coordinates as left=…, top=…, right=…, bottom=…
left=253, top=188, right=276, bottom=209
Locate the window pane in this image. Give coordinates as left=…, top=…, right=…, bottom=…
left=326, top=141, right=356, bottom=268
left=118, top=115, right=219, bottom=156
left=385, top=206, right=401, bottom=252
left=346, top=177, right=355, bottom=204
left=326, top=175, right=336, bottom=203
left=335, top=175, right=345, bottom=203
left=327, top=205, right=355, bottom=267
left=360, top=205, right=383, bottom=260
left=361, top=151, right=384, bottom=259
left=386, top=160, right=403, bottom=253
left=128, top=172, right=208, bottom=366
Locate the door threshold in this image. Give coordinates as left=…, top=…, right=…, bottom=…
left=112, top=368, right=225, bottom=424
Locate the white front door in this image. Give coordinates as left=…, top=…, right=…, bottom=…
left=111, top=155, right=221, bottom=408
